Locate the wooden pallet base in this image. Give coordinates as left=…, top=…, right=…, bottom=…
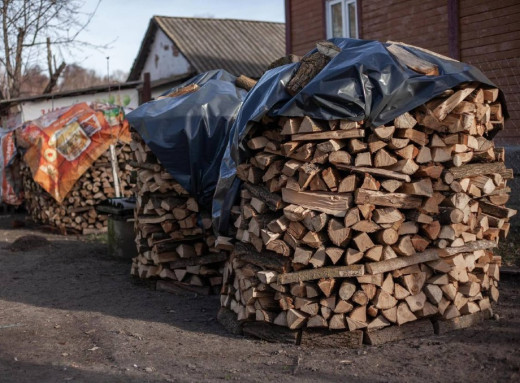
left=241, top=323, right=365, bottom=347
left=217, top=311, right=363, bottom=347
left=217, top=309, right=494, bottom=346
left=242, top=322, right=301, bottom=344
left=300, top=329, right=363, bottom=348
left=433, top=308, right=493, bottom=335
left=364, top=319, right=434, bottom=345
left=155, top=280, right=212, bottom=296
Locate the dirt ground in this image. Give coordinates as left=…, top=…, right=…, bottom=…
left=0, top=213, right=519, bottom=383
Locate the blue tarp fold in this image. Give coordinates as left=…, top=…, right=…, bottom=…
left=213, top=38, right=504, bottom=233
left=127, top=39, right=506, bottom=235
left=127, top=70, right=247, bottom=210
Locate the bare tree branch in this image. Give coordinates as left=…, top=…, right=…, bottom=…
left=43, top=60, right=65, bottom=94
left=46, top=36, right=52, bottom=77
left=0, top=0, right=103, bottom=98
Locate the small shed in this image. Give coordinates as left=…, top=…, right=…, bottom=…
left=127, top=16, right=286, bottom=99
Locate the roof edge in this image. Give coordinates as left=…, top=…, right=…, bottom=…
left=0, top=81, right=141, bottom=105
left=127, top=18, right=158, bottom=82
left=153, top=16, right=200, bottom=74
left=152, top=15, right=284, bottom=24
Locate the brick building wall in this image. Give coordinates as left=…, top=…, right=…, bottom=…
left=459, top=0, right=520, bottom=145
left=361, top=0, right=450, bottom=57
left=287, top=0, right=449, bottom=56
left=287, top=0, right=326, bottom=55
left=286, top=0, right=520, bottom=143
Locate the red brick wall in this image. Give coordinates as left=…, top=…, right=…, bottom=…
left=287, top=0, right=326, bottom=56
left=288, top=0, right=450, bottom=57
left=361, top=0, right=450, bottom=56
left=287, top=0, right=520, bottom=142
left=459, top=0, right=520, bottom=145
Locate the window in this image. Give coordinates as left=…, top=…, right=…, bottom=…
left=326, top=0, right=358, bottom=39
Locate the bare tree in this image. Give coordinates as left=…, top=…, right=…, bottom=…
left=19, top=64, right=48, bottom=95
left=0, top=0, right=101, bottom=99
left=58, top=63, right=105, bottom=92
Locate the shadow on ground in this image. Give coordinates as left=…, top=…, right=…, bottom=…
left=0, top=213, right=228, bottom=338
left=0, top=357, right=173, bottom=383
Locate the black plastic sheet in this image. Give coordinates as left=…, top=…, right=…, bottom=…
left=127, top=70, right=247, bottom=210
left=213, top=38, right=507, bottom=234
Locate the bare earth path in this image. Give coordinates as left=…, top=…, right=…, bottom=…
left=0, top=213, right=519, bottom=383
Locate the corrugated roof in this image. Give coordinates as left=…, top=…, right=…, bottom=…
left=128, top=16, right=285, bottom=81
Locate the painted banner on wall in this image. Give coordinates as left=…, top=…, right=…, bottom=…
left=17, top=102, right=131, bottom=202
left=0, top=129, right=23, bottom=205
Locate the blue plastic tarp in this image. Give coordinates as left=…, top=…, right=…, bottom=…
left=127, top=70, right=248, bottom=210
left=212, top=38, right=505, bottom=233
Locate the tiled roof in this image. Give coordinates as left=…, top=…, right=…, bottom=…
left=128, top=16, right=285, bottom=81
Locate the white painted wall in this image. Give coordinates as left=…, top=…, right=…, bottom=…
left=19, top=88, right=139, bottom=122
left=141, top=29, right=192, bottom=81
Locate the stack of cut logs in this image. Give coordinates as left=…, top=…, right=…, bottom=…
left=22, top=144, right=134, bottom=234
left=130, top=132, right=228, bottom=294
left=220, top=83, right=514, bottom=334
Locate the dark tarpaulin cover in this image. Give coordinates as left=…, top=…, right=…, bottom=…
left=126, top=70, right=247, bottom=210
left=213, top=38, right=507, bottom=233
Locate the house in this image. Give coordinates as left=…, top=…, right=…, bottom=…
left=284, top=0, right=520, bottom=146
left=127, top=16, right=286, bottom=99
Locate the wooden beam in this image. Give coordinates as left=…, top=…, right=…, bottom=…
left=443, top=239, right=497, bottom=256
left=364, top=319, right=434, bottom=345
left=141, top=72, right=151, bottom=103
left=292, top=129, right=365, bottom=141
left=448, top=162, right=506, bottom=179
left=278, top=265, right=364, bottom=284
left=433, top=309, right=492, bottom=334
left=335, top=165, right=411, bottom=182
left=366, top=249, right=445, bottom=274
left=300, top=329, right=363, bottom=348
left=242, top=322, right=300, bottom=344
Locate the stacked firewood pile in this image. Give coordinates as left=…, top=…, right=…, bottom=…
left=22, top=144, right=134, bottom=234
left=219, top=83, right=514, bottom=338
left=130, top=132, right=228, bottom=295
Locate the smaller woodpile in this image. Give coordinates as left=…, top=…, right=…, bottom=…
left=22, top=144, right=134, bottom=234
left=219, top=82, right=514, bottom=345
left=130, top=132, right=228, bottom=295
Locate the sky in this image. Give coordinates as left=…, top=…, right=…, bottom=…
left=74, top=0, right=285, bottom=76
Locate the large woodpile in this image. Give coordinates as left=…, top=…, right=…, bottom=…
left=22, top=144, right=134, bottom=234
left=130, top=132, right=228, bottom=295
left=219, top=83, right=514, bottom=341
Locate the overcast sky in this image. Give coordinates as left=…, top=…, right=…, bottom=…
left=75, top=0, right=285, bottom=76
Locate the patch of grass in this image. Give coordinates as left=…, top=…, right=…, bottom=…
left=495, top=226, right=520, bottom=267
